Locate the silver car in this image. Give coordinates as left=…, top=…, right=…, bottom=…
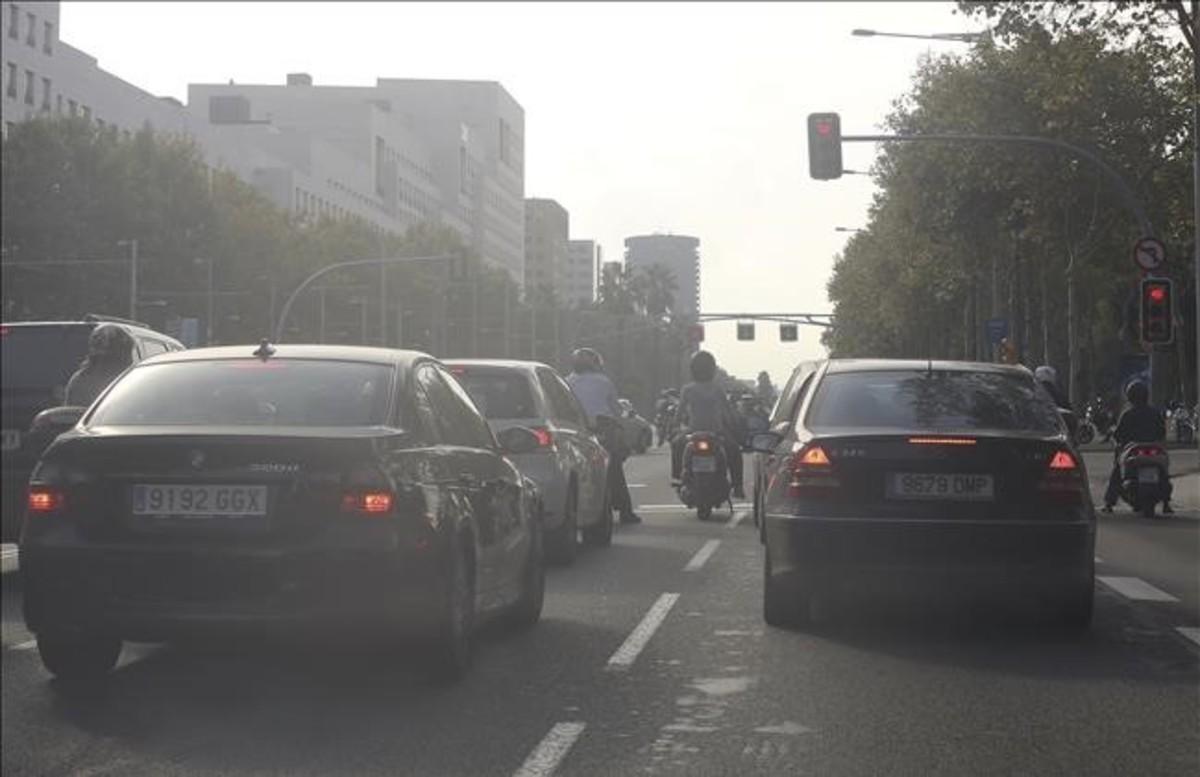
left=446, top=360, right=612, bottom=564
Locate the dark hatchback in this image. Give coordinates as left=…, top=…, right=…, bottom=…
left=753, top=360, right=1095, bottom=630
left=20, top=345, right=545, bottom=687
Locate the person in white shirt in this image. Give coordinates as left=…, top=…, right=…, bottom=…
left=566, top=348, right=641, bottom=525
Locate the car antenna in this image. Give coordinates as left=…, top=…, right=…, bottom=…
left=253, top=339, right=275, bottom=360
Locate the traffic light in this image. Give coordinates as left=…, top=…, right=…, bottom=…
left=1140, top=277, right=1174, bottom=345
left=779, top=323, right=798, bottom=342
left=737, top=322, right=755, bottom=341
left=807, top=113, right=843, bottom=180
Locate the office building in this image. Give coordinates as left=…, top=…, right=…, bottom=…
left=565, top=239, right=597, bottom=308
left=623, top=234, right=701, bottom=317
left=524, top=198, right=568, bottom=300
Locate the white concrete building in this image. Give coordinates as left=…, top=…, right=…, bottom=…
left=624, top=234, right=701, bottom=317
left=524, top=198, right=568, bottom=301
left=566, top=239, right=597, bottom=308
left=1, top=2, right=210, bottom=142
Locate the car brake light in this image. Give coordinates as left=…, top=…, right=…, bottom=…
left=27, top=487, right=65, bottom=513
left=531, top=426, right=555, bottom=448
left=788, top=444, right=838, bottom=495
left=341, top=490, right=394, bottom=515
left=1048, top=450, right=1077, bottom=470
left=908, top=437, right=977, bottom=446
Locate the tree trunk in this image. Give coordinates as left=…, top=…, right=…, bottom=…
left=1066, top=248, right=1079, bottom=407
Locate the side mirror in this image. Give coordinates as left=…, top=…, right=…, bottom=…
left=30, top=406, right=86, bottom=437
left=496, top=426, right=541, bottom=456
left=747, top=431, right=783, bottom=454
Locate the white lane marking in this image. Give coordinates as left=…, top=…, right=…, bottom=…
left=684, top=540, right=721, bottom=572
left=636, top=504, right=686, bottom=510
left=10, top=639, right=37, bottom=651
left=512, top=721, right=586, bottom=777
left=607, top=592, right=680, bottom=669
left=1176, top=627, right=1200, bottom=648
left=726, top=510, right=749, bottom=528
left=1098, top=576, right=1180, bottom=602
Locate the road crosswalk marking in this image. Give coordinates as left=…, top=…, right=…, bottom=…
left=1176, top=627, right=1200, bottom=648
left=1097, top=576, right=1179, bottom=602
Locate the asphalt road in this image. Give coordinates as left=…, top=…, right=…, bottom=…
left=2, top=448, right=1198, bottom=776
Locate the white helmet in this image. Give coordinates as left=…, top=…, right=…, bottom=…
left=1034, top=365, right=1057, bottom=384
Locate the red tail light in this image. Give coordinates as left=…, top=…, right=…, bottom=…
left=1039, top=448, right=1083, bottom=502
left=694, top=438, right=713, bottom=454
left=788, top=444, right=839, bottom=496
left=341, top=490, right=394, bottom=515
left=531, top=427, right=555, bottom=449
left=908, top=437, right=977, bottom=446
left=1130, top=445, right=1165, bottom=458
left=27, top=487, right=65, bottom=513
left=1048, top=450, right=1077, bottom=470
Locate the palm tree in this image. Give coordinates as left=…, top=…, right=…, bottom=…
left=640, top=265, right=677, bottom=320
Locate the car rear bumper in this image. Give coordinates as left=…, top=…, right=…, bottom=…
left=511, top=454, right=567, bottom=529
left=764, top=513, right=1094, bottom=591
left=21, top=544, right=447, bottom=642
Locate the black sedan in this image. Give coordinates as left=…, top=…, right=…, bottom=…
left=19, top=344, right=546, bottom=687
left=751, top=359, right=1094, bottom=630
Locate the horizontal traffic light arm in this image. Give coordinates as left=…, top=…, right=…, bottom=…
left=838, top=132, right=1152, bottom=237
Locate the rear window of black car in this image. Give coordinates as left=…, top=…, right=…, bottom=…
left=806, top=370, right=1061, bottom=434
left=451, top=368, right=538, bottom=420
left=88, top=359, right=394, bottom=427
left=0, top=325, right=92, bottom=390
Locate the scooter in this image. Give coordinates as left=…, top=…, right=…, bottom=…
left=1114, top=442, right=1172, bottom=518
left=1167, top=402, right=1195, bottom=445
left=676, top=431, right=730, bottom=522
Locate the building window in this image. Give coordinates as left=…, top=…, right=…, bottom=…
left=23, top=68, right=33, bottom=104
left=5, top=61, right=15, bottom=98
left=40, top=75, right=48, bottom=109
left=7, top=4, right=17, bottom=39
left=42, top=19, right=50, bottom=53
left=24, top=10, right=33, bottom=46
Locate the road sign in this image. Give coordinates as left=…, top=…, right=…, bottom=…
left=1132, top=237, right=1166, bottom=272
left=985, top=317, right=1008, bottom=345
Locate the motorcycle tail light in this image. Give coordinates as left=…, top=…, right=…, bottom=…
left=694, top=438, right=713, bottom=454
left=1131, top=445, right=1164, bottom=458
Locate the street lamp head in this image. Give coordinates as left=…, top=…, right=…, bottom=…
left=851, top=28, right=877, bottom=37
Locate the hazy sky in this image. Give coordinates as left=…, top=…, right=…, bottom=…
left=62, top=1, right=982, bottom=384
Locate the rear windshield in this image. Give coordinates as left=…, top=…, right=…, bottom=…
left=0, top=326, right=91, bottom=390
left=88, top=359, right=394, bottom=427
left=451, top=369, right=538, bottom=420
left=806, top=370, right=1061, bottom=434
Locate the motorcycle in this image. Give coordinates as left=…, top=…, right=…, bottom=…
left=1114, top=442, right=1172, bottom=518
left=676, top=431, right=730, bottom=521
left=1080, top=398, right=1113, bottom=445
left=654, top=399, right=678, bottom=448
left=1166, top=402, right=1195, bottom=445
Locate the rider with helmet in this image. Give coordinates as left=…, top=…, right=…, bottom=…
left=1103, top=379, right=1172, bottom=513
left=670, top=350, right=746, bottom=499
left=565, top=347, right=642, bottom=525
left=1034, top=365, right=1077, bottom=440
left=64, top=324, right=136, bottom=407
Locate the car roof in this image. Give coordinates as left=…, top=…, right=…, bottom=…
left=137, top=344, right=427, bottom=367
left=1, top=320, right=183, bottom=346
left=822, top=358, right=1033, bottom=377
left=443, top=358, right=553, bottom=374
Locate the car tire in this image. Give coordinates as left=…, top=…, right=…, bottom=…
left=509, top=519, right=545, bottom=630
left=428, top=539, right=476, bottom=683
left=38, top=631, right=122, bottom=690
left=763, top=551, right=809, bottom=629
left=546, top=488, right=579, bottom=565
left=582, top=486, right=613, bottom=547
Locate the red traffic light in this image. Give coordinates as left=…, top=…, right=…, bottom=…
left=1148, top=286, right=1167, bottom=303
left=816, top=121, right=833, bottom=136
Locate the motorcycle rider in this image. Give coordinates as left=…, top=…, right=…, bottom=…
left=566, top=347, right=642, bottom=525
left=654, top=388, right=680, bottom=446
left=1035, top=365, right=1078, bottom=440
left=670, top=350, right=746, bottom=499
left=64, top=324, right=135, bottom=407
left=1102, top=379, right=1173, bottom=514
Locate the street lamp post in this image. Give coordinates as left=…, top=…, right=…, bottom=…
left=195, top=257, right=215, bottom=345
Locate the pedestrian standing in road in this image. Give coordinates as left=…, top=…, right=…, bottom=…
left=64, top=324, right=135, bottom=407
left=566, top=347, right=642, bottom=525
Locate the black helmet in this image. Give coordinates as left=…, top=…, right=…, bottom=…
left=689, top=350, right=717, bottom=382
left=1125, top=379, right=1149, bottom=406
left=571, top=347, right=603, bottom=373
left=87, top=324, right=134, bottom=364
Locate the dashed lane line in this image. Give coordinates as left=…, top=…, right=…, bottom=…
left=683, top=540, right=721, bottom=572
left=606, top=592, right=680, bottom=670
left=1097, top=576, right=1180, bottom=602
left=512, top=721, right=587, bottom=777
left=1176, top=627, right=1200, bottom=648
left=727, top=510, right=749, bottom=528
